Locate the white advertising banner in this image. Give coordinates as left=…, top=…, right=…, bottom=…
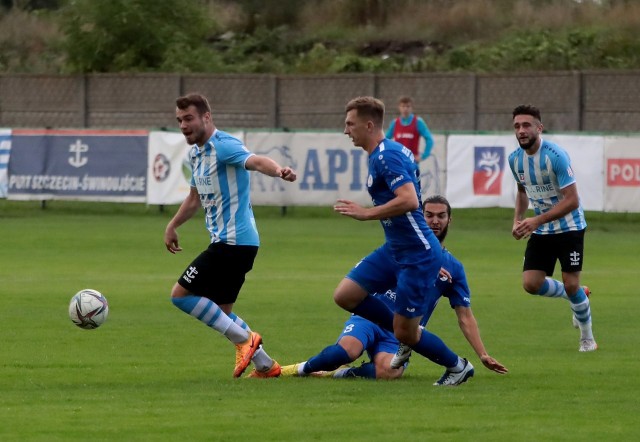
left=446, top=135, right=517, bottom=208
left=419, top=134, right=447, bottom=200
left=246, top=131, right=370, bottom=206
left=148, top=130, right=441, bottom=207
left=603, top=135, right=640, bottom=212
left=446, top=134, right=604, bottom=211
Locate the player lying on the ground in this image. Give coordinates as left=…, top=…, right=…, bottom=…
left=280, top=195, right=508, bottom=382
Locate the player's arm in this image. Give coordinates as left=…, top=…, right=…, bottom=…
left=245, top=154, right=297, bottom=182
left=417, top=117, right=435, bottom=160
left=513, top=183, right=579, bottom=239
left=454, top=306, right=508, bottom=374
left=335, top=182, right=419, bottom=221
left=512, top=183, right=530, bottom=240
left=385, top=120, right=395, bottom=139
left=164, top=187, right=200, bottom=254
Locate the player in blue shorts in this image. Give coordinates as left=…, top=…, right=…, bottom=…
left=334, top=97, right=473, bottom=385
left=509, top=104, right=596, bottom=352
left=165, top=93, right=297, bottom=378
left=281, top=196, right=508, bottom=381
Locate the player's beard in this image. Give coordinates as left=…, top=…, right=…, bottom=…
left=518, top=135, right=537, bottom=151
left=436, top=224, right=449, bottom=243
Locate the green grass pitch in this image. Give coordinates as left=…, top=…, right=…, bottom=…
left=1, top=200, right=639, bottom=441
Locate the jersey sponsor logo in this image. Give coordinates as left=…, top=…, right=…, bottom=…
left=384, top=289, right=397, bottom=302
left=608, top=158, right=640, bottom=186
left=194, top=175, right=216, bottom=194
left=390, top=174, right=405, bottom=187
left=473, top=146, right=504, bottom=195
left=526, top=183, right=556, bottom=199
left=367, top=174, right=373, bottom=187
left=518, top=172, right=526, bottom=183
left=406, top=307, right=416, bottom=313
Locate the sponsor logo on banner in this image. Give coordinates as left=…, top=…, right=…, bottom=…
left=607, top=158, right=640, bottom=186
left=152, top=153, right=171, bottom=182
left=473, top=146, right=504, bottom=195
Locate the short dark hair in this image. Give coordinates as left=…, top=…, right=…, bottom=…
left=423, top=194, right=451, bottom=217
left=512, top=104, right=541, bottom=122
left=176, top=93, right=211, bottom=116
left=398, top=96, right=413, bottom=105
left=345, top=96, right=385, bottom=127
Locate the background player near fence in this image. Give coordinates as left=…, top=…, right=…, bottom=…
left=509, top=104, right=596, bottom=352
left=385, top=96, right=435, bottom=166
left=334, top=96, right=474, bottom=386
left=165, top=93, right=297, bottom=379
left=281, top=195, right=508, bottom=381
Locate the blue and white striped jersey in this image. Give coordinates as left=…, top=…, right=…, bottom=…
left=188, top=129, right=259, bottom=246
left=508, top=139, right=587, bottom=234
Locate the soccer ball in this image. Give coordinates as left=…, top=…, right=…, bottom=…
left=68, top=289, right=109, bottom=329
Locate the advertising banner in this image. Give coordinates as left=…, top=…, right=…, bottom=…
left=446, top=135, right=517, bottom=208
left=603, top=136, right=640, bottom=212
left=446, top=134, right=604, bottom=211
left=0, top=129, right=10, bottom=198
left=8, top=129, right=148, bottom=202
left=246, top=131, right=369, bottom=206
left=147, top=130, right=446, bottom=207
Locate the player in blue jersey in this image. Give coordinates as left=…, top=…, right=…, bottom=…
left=509, top=104, right=596, bottom=352
left=165, top=93, right=297, bottom=378
left=333, top=96, right=474, bottom=386
left=281, top=195, right=508, bottom=381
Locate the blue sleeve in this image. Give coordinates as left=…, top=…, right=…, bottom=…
left=385, top=120, right=396, bottom=139
left=377, top=149, right=413, bottom=192
left=443, top=257, right=471, bottom=308
left=553, top=149, right=577, bottom=189
left=216, top=135, right=252, bottom=167
left=417, top=117, right=434, bottom=160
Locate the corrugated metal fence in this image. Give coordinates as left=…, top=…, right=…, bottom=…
left=1, top=70, right=639, bottom=132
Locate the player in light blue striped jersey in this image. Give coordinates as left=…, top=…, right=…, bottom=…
left=165, top=93, right=297, bottom=378
left=508, top=104, right=596, bottom=352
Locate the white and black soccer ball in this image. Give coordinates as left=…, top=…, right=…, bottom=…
left=68, top=289, right=109, bottom=329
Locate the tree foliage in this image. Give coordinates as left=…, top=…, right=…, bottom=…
left=60, top=0, right=215, bottom=73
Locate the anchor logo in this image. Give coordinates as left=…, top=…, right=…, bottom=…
left=68, top=139, right=89, bottom=168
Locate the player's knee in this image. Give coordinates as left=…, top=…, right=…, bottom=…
left=522, top=280, right=541, bottom=294
left=564, top=282, right=580, bottom=296
left=394, top=329, right=418, bottom=346
left=333, top=288, right=356, bottom=310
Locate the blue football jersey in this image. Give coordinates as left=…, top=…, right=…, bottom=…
left=367, top=139, right=435, bottom=251
left=188, top=129, right=259, bottom=246
left=508, top=139, right=587, bottom=234
left=421, top=249, right=471, bottom=325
